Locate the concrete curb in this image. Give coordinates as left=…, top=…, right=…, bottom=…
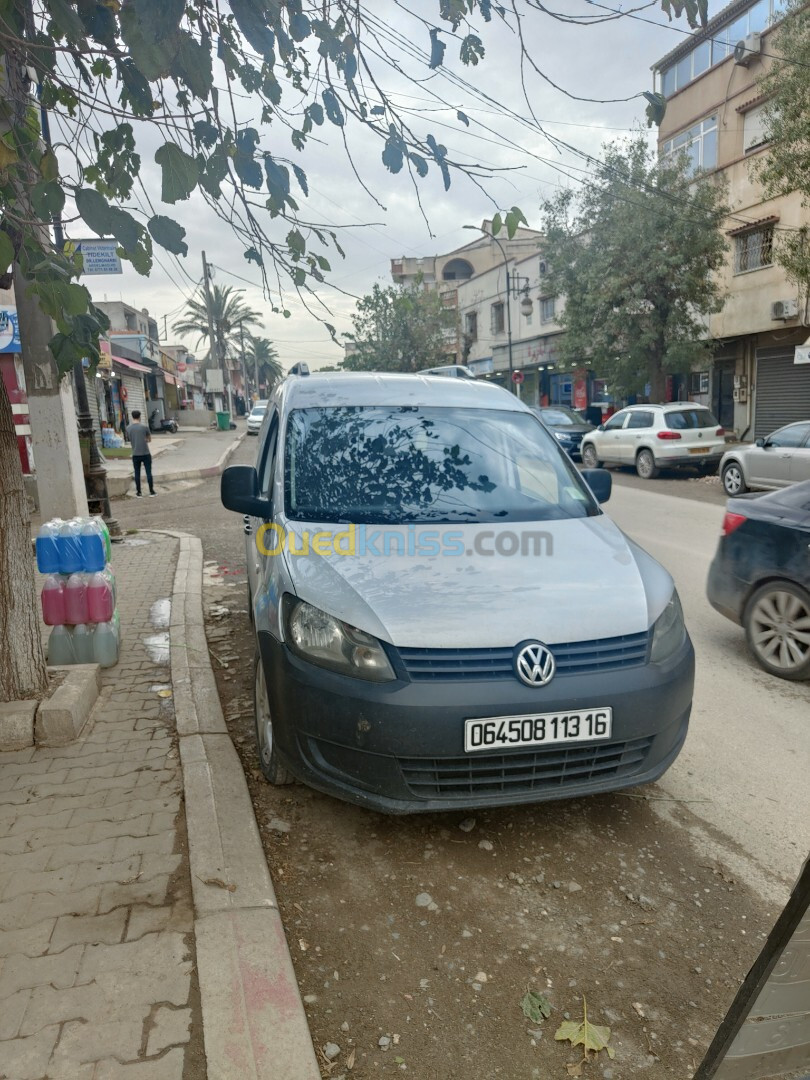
left=109, top=431, right=247, bottom=497
left=167, top=531, right=320, bottom=1080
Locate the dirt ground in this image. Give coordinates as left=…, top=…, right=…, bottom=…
left=202, top=565, right=777, bottom=1080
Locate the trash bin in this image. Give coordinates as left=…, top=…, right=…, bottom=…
left=215, top=411, right=230, bottom=431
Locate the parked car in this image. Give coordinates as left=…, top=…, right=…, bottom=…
left=719, top=421, right=810, bottom=496
left=246, top=399, right=269, bottom=435
left=532, top=405, right=594, bottom=460
left=221, top=371, right=694, bottom=814
left=707, top=481, right=810, bottom=681
left=581, top=403, right=725, bottom=479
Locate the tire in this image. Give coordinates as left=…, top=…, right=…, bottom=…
left=636, top=448, right=659, bottom=480
left=581, top=443, right=601, bottom=469
left=743, top=582, right=810, bottom=681
left=722, top=461, right=747, bottom=496
left=254, top=650, right=294, bottom=784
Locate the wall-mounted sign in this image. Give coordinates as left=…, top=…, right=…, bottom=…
left=205, top=369, right=224, bottom=392
left=0, top=306, right=21, bottom=352
left=74, top=239, right=123, bottom=275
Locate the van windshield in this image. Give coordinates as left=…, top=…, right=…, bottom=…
left=284, top=405, right=599, bottom=524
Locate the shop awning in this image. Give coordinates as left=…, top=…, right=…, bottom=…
left=161, top=371, right=179, bottom=385
left=113, top=355, right=151, bottom=374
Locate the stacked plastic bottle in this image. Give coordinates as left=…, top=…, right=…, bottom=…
left=36, top=517, right=121, bottom=668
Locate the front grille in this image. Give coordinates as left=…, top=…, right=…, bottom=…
left=400, top=737, right=653, bottom=799
left=398, top=632, right=650, bottom=682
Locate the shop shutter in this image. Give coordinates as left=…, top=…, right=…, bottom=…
left=754, top=347, right=810, bottom=438
left=121, top=372, right=146, bottom=421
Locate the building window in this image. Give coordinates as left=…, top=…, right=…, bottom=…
left=464, top=311, right=478, bottom=342
left=490, top=302, right=505, bottom=334
left=743, top=102, right=770, bottom=153
left=540, top=297, right=556, bottom=323
left=659, top=0, right=783, bottom=99
left=734, top=225, right=774, bottom=273
left=442, top=258, right=474, bottom=281
left=689, top=371, right=710, bottom=394
left=662, top=115, right=717, bottom=175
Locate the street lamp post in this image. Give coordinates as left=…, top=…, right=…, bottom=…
left=463, top=225, right=533, bottom=393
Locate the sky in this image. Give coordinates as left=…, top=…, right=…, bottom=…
left=70, top=1, right=727, bottom=371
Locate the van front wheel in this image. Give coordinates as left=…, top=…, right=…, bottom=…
left=254, top=651, right=293, bottom=785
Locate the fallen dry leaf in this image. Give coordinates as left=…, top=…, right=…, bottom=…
left=200, top=877, right=236, bottom=892
left=298, top=939, right=309, bottom=952
left=632, top=1002, right=646, bottom=1019
left=566, top=1062, right=583, bottom=1077
left=346, top=1048, right=356, bottom=1070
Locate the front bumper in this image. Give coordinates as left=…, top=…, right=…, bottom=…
left=258, top=631, right=695, bottom=814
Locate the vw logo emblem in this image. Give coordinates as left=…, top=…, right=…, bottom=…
left=514, top=642, right=556, bottom=687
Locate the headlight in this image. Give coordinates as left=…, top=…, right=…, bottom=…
left=650, top=591, right=686, bottom=662
left=554, top=431, right=568, bottom=442
left=284, top=597, right=395, bottom=682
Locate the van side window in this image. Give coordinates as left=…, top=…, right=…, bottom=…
left=258, top=413, right=279, bottom=500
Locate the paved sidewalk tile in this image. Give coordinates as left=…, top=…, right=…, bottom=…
left=0, top=535, right=203, bottom=1079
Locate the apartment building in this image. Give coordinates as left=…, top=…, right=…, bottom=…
left=653, top=0, right=809, bottom=439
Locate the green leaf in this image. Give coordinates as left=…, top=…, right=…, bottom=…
left=39, top=147, right=59, bottom=181
left=287, top=228, right=306, bottom=258
left=291, top=163, right=308, bottom=196
left=0, top=136, right=20, bottom=170
left=46, top=0, right=87, bottom=43
left=0, top=231, right=14, bottom=275
left=229, top=0, right=276, bottom=58
left=118, top=60, right=154, bottom=115
left=265, top=156, right=290, bottom=205
left=460, top=33, right=485, bottom=65
left=31, top=180, right=66, bottom=220
left=322, top=89, right=344, bottom=126
left=148, top=215, right=188, bottom=256
left=555, top=997, right=613, bottom=1059
left=409, top=152, right=428, bottom=177
left=505, top=206, right=528, bottom=239
left=63, top=282, right=91, bottom=316
left=172, top=30, right=214, bottom=99
left=307, top=102, right=324, bottom=126
left=107, top=207, right=142, bottom=253
left=194, top=120, right=219, bottom=148
left=457, top=110, right=470, bottom=126
left=234, top=129, right=263, bottom=189
left=49, top=331, right=85, bottom=374
left=154, top=143, right=199, bottom=202
left=521, top=990, right=552, bottom=1024
left=75, top=187, right=113, bottom=236
left=370, top=105, right=385, bottom=116
left=199, top=146, right=230, bottom=197
left=244, top=246, right=263, bottom=265
left=491, top=211, right=503, bottom=236
left=429, top=27, right=445, bottom=69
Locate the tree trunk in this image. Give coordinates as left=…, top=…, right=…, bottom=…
left=648, top=350, right=667, bottom=404
left=0, top=376, right=48, bottom=702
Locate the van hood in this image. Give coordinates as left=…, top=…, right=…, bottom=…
left=279, top=514, right=672, bottom=649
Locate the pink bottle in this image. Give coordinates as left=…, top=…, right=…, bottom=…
left=41, top=575, right=67, bottom=626
left=65, top=573, right=89, bottom=625
left=87, top=572, right=114, bottom=623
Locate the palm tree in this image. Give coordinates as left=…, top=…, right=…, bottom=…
left=173, top=285, right=262, bottom=365
left=244, top=334, right=283, bottom=396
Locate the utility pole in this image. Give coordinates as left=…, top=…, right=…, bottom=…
left=201, top=252, right=231, bottom=416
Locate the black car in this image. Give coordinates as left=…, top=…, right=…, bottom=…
left=706, top=480, right=810, bottom=680
left=532, top=405, right=594, bottom=460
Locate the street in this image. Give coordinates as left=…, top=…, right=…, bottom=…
left=113, top=441, right=810, bottom=1079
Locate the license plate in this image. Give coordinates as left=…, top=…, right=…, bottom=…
left=689, top=446, right=710, bottom=454
left=464, top=709, right=612, bottom=752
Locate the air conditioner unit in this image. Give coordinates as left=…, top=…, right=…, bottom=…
left=733, top=33, right=762, bottom=66
left=771, top=298, right=799, bottom=320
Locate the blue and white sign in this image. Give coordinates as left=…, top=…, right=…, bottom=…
left=0, top=306, right=21, bottom=353
left=75, top=239, right=123, bottom=276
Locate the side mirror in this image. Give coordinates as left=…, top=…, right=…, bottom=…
left=597, top=423, right=605, bottom=432
left=755, top=437, right=766, bottom=448
left=581, top=468, right=612, bottom=504
left=221, top=465, right=271, bottom=518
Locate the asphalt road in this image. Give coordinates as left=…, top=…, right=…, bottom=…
left=605, top=481, right=810, bottom=904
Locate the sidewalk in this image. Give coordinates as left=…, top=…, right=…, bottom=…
left=0, top=531, right=318, bottom=1078
left=104, top=429, right=246, bottom=497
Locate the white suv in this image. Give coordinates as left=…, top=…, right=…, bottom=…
left=581, top=404, right=725, bottom=479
